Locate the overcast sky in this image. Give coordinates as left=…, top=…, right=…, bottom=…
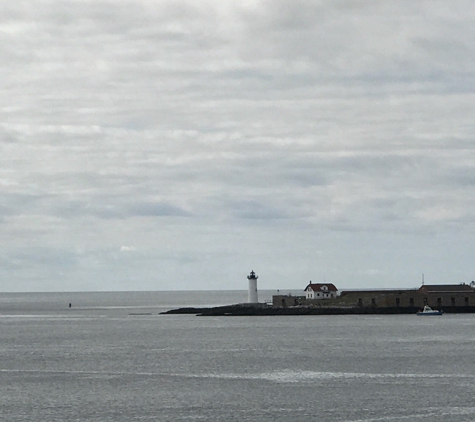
left=1, top=0, right=475, bottom=292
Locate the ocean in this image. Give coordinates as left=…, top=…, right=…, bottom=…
left=1, top=290, right=475, bottom=421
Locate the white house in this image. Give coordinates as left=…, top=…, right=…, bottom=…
left=304, top=282, right=339, bottom=300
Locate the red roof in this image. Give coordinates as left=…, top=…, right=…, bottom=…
left=305, top=283, right=338, bottom=293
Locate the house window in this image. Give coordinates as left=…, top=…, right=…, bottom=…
left=423, top=297, right=428, bottom=305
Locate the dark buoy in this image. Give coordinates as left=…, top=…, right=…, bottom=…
left=69, top=303, right=72, bottom=308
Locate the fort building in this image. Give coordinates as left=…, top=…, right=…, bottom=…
left=273, top=282, right=475, bottom=310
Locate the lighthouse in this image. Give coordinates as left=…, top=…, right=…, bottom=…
left=247, top=270, right=258, bottom=303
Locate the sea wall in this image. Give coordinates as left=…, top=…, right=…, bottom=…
left=339, top=290, right=475, bottom=309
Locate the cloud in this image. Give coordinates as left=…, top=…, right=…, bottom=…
left=1, top=0, right=475, bottom=291
left=120, top=245, right=136, bottom=252
left=127, top=202, right=191, bottom=218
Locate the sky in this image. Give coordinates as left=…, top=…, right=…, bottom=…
left=1, top=0, right=475, bottom=292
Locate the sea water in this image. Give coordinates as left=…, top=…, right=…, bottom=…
left=1, top=290, right=475, bottom=421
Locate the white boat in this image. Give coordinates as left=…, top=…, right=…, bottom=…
left=416, top=305, right=443, bottom=316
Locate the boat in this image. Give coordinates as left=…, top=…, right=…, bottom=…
left=416, top=305, right=443, bottom=316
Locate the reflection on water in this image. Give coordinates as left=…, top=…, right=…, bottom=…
left=1, top=291, right=475, bottom=421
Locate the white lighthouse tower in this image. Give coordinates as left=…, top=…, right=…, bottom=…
left=247, top=270, right=258, bottom=303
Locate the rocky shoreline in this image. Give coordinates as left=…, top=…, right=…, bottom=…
left=158, top=304, right=471, bottom=316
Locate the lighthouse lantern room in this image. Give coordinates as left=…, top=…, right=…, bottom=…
left=247, top=270, right=258, bottom=303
